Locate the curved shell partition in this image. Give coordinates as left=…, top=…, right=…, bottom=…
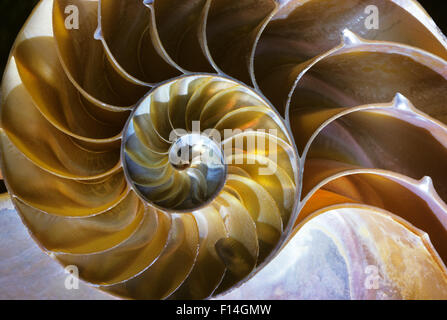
left=1, top=0, right=447, bottom=299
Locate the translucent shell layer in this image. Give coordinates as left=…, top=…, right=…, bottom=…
left=1, top=0, right=447, bottom=299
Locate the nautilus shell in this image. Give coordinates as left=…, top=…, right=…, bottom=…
left=1, top=0, right=447, bottom=300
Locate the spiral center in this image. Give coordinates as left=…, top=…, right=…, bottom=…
left=167, top=133, right=227, bottom=208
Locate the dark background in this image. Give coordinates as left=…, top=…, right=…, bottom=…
left=0, top=0, right=445, bottom=193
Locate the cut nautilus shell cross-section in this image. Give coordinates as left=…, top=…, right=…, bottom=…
left=1, top=0, right=447, bottom=299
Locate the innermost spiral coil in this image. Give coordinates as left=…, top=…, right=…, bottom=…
left=121, top=73, right=293, bottom=214
left=122, top=89, right=227, bottom=211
